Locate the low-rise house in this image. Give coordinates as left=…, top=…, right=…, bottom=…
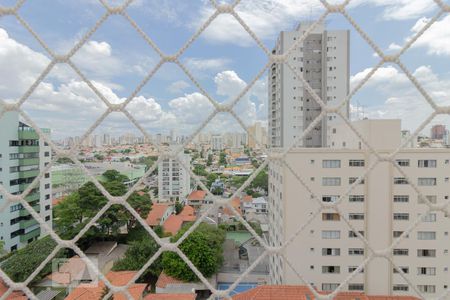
left=162, top=205, right=196, bottom=236
left=155, top=272, right=215, bottom=296
left=186, top=190, right=208, bottom=208
left=232, top=285, right=421, bottom=300
left=84, top=242, right=129, bottom=274
left=65, top=271, right=147, bottom=300
left=146, top=204, right=174, bottom=227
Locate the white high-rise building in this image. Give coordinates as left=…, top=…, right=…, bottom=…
left=269, top=21, right=349, bottom=148
left=211, top=134, right=224, bottom=151
left=0, top=111, right=52, bottom=251
left=158, top=148, right=191, bottom=202
left=269, top=119, right=450, bottom=295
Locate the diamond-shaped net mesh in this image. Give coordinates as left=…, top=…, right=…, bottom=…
left=0, top=0, right=449, bottom=299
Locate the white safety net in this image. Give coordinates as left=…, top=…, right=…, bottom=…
left=0, top=0, right=449, bottom=299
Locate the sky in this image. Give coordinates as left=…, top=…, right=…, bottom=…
left=0, top=0, right=449, bottom=140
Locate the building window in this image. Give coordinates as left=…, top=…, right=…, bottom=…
left=348, top=284, right=364, bottom=291
left=348, top=248, right=364, bottom=255
left=417, top=249, right=436, bottom=257
left=349, top=213, right=364, bottom=220
left=45, top=205, right=50, bottom=211
left=348, top=266, right=363, bottom=273
left=322, top=230, right=340, bottom=239
left=349, top=195, right=364, bottom=202
left=322, top=160, right=341, bottom=168
left=420, top=213, right=436, bottom=222
left=44, top=152, right=50, bottom=157
left=45, top=184, right=50, bottom=189
left=45, top=173, right=50, bottom=178
left=322, top=195, right=339, bottom=203
left=418, top=178, right=436, bottom=186
left=322, top=248, right=340, bottom=256
left=417, top=285, right=436, bottom=293
left=45, top=194, right=50, bottom=200
left=419, top=195, right=437, bottom=204
left=417, top=267, right=436, bottom=276
left=393, top=195, right=409, bottom=203
left=322, top=266, right=340, bottom=274
left=45, top=215, right=50, bottom=221
left=393, top=213, right=409, bottom=221
left=393, top=249, right=409, bottom=256
left=348, top=231, right=364, bottom=238
left=394, top=177, right=408, bottom=184
left=418, top=160, right=437, bottom=168
left=322, top=283, right=339, bottom=291
left=396, top=159, right=410, bottom=167
left=393, top=266, right=409, bottom=274
left=349, top=160, right=365, bottom=167
left=393, top=285, right=409, bottom=291
left=322, top=177, right=341, bottom=186
left=418, top=231, right=436, bottom=240
left=393, top=231, right=408, bottom=238
left=322, top=213, right=340, bottom=221
left=349, top=177, right=364, bottom=184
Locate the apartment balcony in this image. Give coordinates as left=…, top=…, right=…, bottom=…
left=19, top=228, right=40, bottom=243
left=18, top=145, right=39, bottom=154
left=19, top=205, right=40, bottom=217
left=19, top=169, right=40, bottom=179
left=20, top=218, right=38, bottom=229
left=25, top=191, right=40, bottom=202
left=19, top=158, right=40, bottom=166
left=18, top=130, right=39, bottom=140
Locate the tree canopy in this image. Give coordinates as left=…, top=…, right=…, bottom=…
left=162, top=223, right=225, bottom=282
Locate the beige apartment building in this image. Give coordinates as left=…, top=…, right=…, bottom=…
left=268, top=119, right=450, bottom=296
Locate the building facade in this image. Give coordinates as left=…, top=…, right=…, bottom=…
left=269, top=22, right=349, bottom=148
left=269, top=119, right=450, bottom=296
left=0, top=111, right=52, bottom=251
left=248, top=122, right=268, bottom=150
left=211, top=134, right=224, bottom=151
left=431, top=124, right=446, bottom=140
left=158, top=150, right=191, bottom=202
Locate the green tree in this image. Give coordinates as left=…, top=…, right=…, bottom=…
left=206, top=173, right=218, bottom=188
left=162, top=223, right=225, bottom=282
left=94, top=153, right=104, bottom=161
left=219, top=152, right=227, bottom=166
left=112, top=237, right=162, bottom=277
left=175, top=198, right=183, bottom=215
left=2, top=236, right=66, bottom=283
left=206, top=154, right=213, bottom=166
left=102, top=170, right=129, bottom=183
left=193, top=165, right=207, bottom=177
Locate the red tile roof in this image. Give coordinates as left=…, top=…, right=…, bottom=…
left=179, top=205, right=195, bottom=217
left=163, top=215, right=184, bottom=236
left=65, top=271, right=147, bottom=300
left=145, top=294, right=196, bottom=300
left=156, top=271, right=184, bottom=288
left=242, top=195, right=253, bottom=203
left=0, top=280, right=26, bottom=300
left=147, top=204, right=171, bottom=226
left=223, top=197, right=242, bottom=216
left=163, top=206, right=197, bottom=235
left=47, top=255, right=86, bottom=285
left=232, top=286, right=421, bottom=300
left=187, top=190, right=206, bottom=201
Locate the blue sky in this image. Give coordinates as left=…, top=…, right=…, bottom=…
left=0, top=0, right=449, bottom=139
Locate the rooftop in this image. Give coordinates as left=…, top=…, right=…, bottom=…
left=187, top=190, right=207, bottom=201
left=147, top=203, right=171, bottom=226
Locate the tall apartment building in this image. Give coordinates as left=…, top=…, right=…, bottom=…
left=211, top=134, right=224, bottom=151
left=269, top=119, right=450, bottom=296
left=269, top=22, right=349, bottom=148
left=0, top=111, right=52, bottom=251
left=431, top=124, right=446, bottom=140
left=158, top=149, right=191, bottom=202
left=248, top=122, right=268, bottom=150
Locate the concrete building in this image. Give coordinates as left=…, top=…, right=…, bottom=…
left=158, top=150, right=191, bottom=201
left=0, top=111, right=52, bottom=251
left=269, top=21, right=349, bottom=148
left=211, top=134, right=224, bottom=151
left=269, top=119, right=450, bottom=296
left=248, top=122, right=268, bottom=149
left=431, top=124, right=446, bottom=140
